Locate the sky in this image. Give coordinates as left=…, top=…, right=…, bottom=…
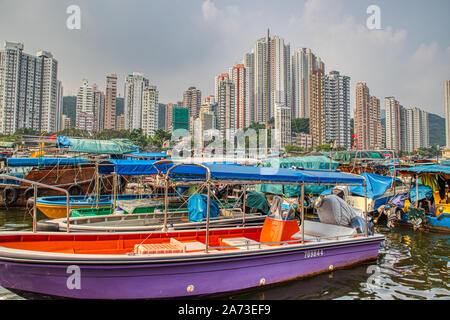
left=0, top=0, right=449, bottom=116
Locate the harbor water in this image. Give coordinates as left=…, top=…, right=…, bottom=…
left=0, top=208, right=448, bottom=300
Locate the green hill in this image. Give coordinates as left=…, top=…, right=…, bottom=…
left=428, top=113, right=445, bottom=147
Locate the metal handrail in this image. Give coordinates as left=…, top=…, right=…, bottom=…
left=0, top=174, right=71, bottom=233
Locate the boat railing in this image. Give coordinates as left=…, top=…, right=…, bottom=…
left=205, top=233, right=365, bottom=251
left=161, top=162, right=370, bottom=254
left=0, top=174, right=70, bottom=233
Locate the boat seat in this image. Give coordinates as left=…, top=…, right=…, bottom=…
left=301, top=220, right=357, bottom=239
left=219, top=237, right=268, bottom=250
left=183, top=241, right=206, bottom=252
left=134, top=238, right=186, bottom=255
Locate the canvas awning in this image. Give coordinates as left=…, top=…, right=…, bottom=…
left=6, top=157, right=88, bottom=167
left=57, top=136, right=139, bottom=155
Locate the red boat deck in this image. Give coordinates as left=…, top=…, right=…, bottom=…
left=0, top=227, right=268, bottom=255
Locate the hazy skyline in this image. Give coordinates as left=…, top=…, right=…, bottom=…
left=1, top=0, right=449, bottom=116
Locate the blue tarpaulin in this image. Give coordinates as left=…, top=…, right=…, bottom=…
left=98, top=160, right=173, bottom=176
left=98, top=161, right=365, bottom=185
left=321, top=172, right=400, bottom=199
left=187, top=194, right=220, bottom=222
left=7, top=157, right=88, bottom=167
left=128, top=152, right=169, bottom=160
left=398, top=164, right=450, bottom=175
left=409, top=185, right=434, bottom=203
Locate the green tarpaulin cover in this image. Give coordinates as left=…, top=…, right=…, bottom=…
left=258, top=156, right=339, bottom=196
left=245, top=191, right=270, bottom=214
left=68, top=138, right=138, bottom=154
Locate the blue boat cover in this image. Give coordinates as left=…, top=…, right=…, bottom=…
left=187, top=194, right=220, bottom=222
left=129, top=152, right=169, bottom=159
left=98, top=160, right=365, bottom=185
left=98, top=160, right=174, bottom=176
left=321, top=172, right=399, bottom=199
left=399, top=164, right=450, bottom=175
left=409, top=185, right=434, bottom=203
left=7, top=157, right=88, bottom=167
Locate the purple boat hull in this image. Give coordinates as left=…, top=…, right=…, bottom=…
left=0, top=237, right=383, bottom=299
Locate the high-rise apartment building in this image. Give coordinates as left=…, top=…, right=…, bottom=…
left=405, top=107, right=429, bottom=152
left=0, top=42, right=61, bottom=134
left=309, top=69, right=325, bottom=146
left=165, top=103, right=174, bottom=132
left=183, top=86, right=202, bottom=120
left=385, top=97, right=406, bottom=153
left=354, top=83, right=384, bottom=150
left=292, top=48, right=325, bottom=119
left=324, top=71, right=351, bottom=149
left=243, top=52, right=255, bottom=127
left=141, top=85, right=159, bottom=137
left=104, top=74, right=117, bottom=130
left=124, top=72, right=149, bottom=130
left=445, top=80, right=450, bottom=148
left=252, top=30, right=291, bottom=125
left=217, top=78, right=236, bottom=141
left=274, top=104, right=291, bottom=150
left=230, top=64, right=247, bottom=130
left=76, top=79, right=95, bottom=132
left=92, top=84, right=105, bottom=132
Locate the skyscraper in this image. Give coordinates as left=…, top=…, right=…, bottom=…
left=253, top=30, right=291, bottom=125
left=76, top=79, right=95, bottom=132
left=92, top=84, right=105, bottom=132
left=183, top=86, right=202, bottom=120
left=309, top=69, right=325, bottom=146
left=104, top=74, right=117, bottom=130
left=324, top=71, right=351, bottom=149
left=354, top=82, right=382, bottom=150
left=292, top=48, right=325, bottom=119
left=217, top=78, right=236, bottom=141
left=385, top=96, right=405, bottom=153
left=445, top=80, right=450, bottom=148
left=405, top=107, right=429, bottom=152
left=230, top=64, right=247, bottom=130
left=124, top=72, right=149, bottom=130
left=274, top=104, right=291, bottom=150
left=165, top=103, right=174, bottom=132
left=141, top=85, right=159, bottom=137
left=0, top=42, right=60, bottom=134
left=243, top=52, right=255, bottom=126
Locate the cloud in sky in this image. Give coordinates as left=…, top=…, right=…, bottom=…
left=0, top=0, right=448, bottom=116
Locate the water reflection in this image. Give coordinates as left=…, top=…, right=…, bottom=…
left=0, top=209, right=448, bottom=300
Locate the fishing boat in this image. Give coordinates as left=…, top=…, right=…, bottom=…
left=321, top=172, right=408, bottom=213
left=36, top=193, right=172, bottom=219
left=0, top=158, right=117, bottom=207
left=380, top=164, right=450, bottom=233
left=0, top=163, right=384, bottom=299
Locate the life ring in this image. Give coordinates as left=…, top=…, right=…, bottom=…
left=2, top=186, right=18, bottom=205
left=67, top=184, right=83, bottom=195
left=24, top=187, right=37, bottom=200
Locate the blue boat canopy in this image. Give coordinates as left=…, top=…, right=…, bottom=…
left=398, top=164, right=450, bottom=175
left=321, top=172, right=401, bottom=199
left=167, top=164, right=365, bottom=185
left=98, top=160, right=365, bottom=185
left=98, top=160, right=173, bottom=176
left=128, top=152, right=170, bottom=160
left=7, top=157, right=88, bottom=167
